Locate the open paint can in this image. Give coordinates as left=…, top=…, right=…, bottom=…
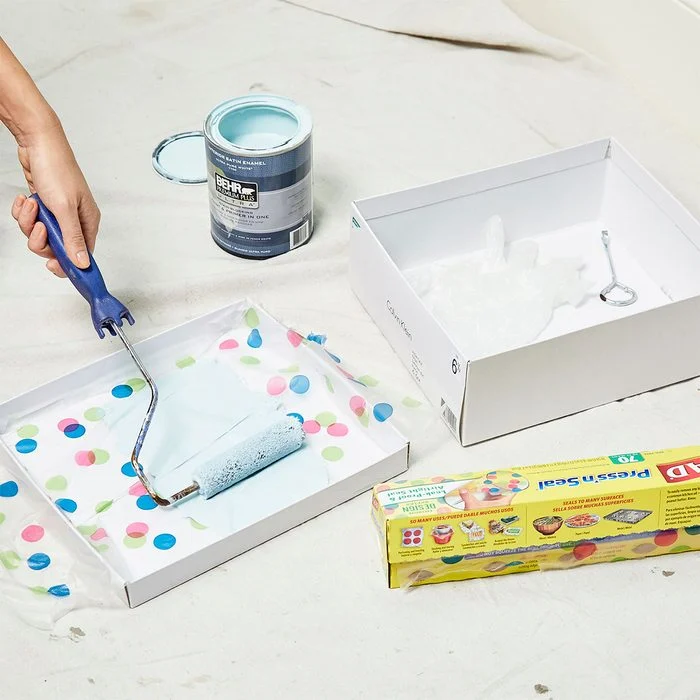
left=152, top=94, right=314, bottom=259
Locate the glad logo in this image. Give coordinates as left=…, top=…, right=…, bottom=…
left=656, top=457, right=700, bottom=483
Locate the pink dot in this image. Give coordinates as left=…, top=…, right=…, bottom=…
left=340, top=368, right=353, bottom=379
left=349, top=396, right=366, bottom=416
left=129, top=482, right=147, bottom=497
left=431, top=477, right=444, bottom=483
left=219, top=339, right=239, bottom=350
left=287, top=330, right=303, bottom=347
left=437, top=506, right=452, bottom=514
left=57, top=418, right=78, bottom=432
left=90, top=528, right=107, bottom=542
left=267, top=376, right=287, bottom=396
left=302, top=420, right=321, bottom=434
left=21, top=525, right=44, bottom=543
left=126, top=522, right=149, bottom=538
left=403, top=539, right=411, bottom=545
left=375, top=484, right=390, bottom=492
left=327, top=423, right=349, bottom=437
left=75, top=450, right=96, bottom=466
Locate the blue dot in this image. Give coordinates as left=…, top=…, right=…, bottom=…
left=506, top=560, right=524, bottom=567
left=325, top=350, right=341, bottom=363
left=685, top=526, right=700, bottom=536
left=15, top=439, right=37, bottom=454
left=112, top=384, right=133, bottom=399
left=121, top=462, right=136, bottom=477
left=0, top=481, right=19, bottom=497
left=441, top=555, right=463, bottom=565
left=153, top=533, right=176, bottom=550
left=489, top=488, right=500, bottom=494
left=512, top=487, right=522, bottom=493
left=47, top=584, right=70, bottom=598
left=484, top=480, right=492, bottom=485
left=373, top=403, right=394, bottom=422
left=136, top=495, right=157, bottom=511
left=27, top=553, right=51, bottom=571
left=289, top=375, right=310, bottom=394
left=307, top=333, right=326, bottom=345
left=247, top=329, right=262, bottom=348
left=56, top=498, right=77, bottom=513
left=63, top=424, right=85, bottom=439
left=287, top=412, right=304, bottom=424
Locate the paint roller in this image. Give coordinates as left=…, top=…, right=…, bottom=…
left=30, top=195, right=304, bottom=506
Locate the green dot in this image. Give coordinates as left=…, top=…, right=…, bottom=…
left=29, top=586, right=48, bottom=596
left=176, top=356, right=196, bottom=369
left=84, top=407, right=106, bottom=422
left=671, top=545, right=692, bottom=553
left=77, top=525, right=98, bottom=537
left=358, top=375, right=379, bottom=387
left=93, top=543, right=109, bottom=553
left=358, top=411, right=370, bottom=428
left=245, top=308, right=260, bottom=328
left=126, top=378, right=146, bottom=392
left=322, top=446, right=344, bottom=462
left=316, top=412, right=337, bottom=427
left=240, top=356, right=261, bottom=365
left=0, top=513, right=4, bottom=526
left=189, top=518, right=208, bottom=530
left=45, top=475, right=68, bottom=491
left=0, top=552, right=21, bottom=570
left=123, top=534, right=147, bottom=549
left=402, top=397, right=422, bottom=408
left=324, top=375, right=335, bottom=394
left=280, top=364, right=300, bottom=374
left=95, top=500, right=113, bottom=514
left=93, top=449, right=110, bottom=465
left=17, top=425, right=39, bottom=439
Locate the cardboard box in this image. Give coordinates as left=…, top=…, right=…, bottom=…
left=371, top=446, right=700, bottom=588
left=350, top=138, right=700, bottom=445
left=0, top=301, right=409, bottom=606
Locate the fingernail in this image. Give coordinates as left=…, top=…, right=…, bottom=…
left=76, top=251, right=88, bottom=267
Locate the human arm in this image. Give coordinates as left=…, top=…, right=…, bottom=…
left=0, top=37, right=99, bottom=276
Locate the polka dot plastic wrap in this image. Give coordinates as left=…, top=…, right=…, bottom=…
left=0, top=301, right=411, bottom=617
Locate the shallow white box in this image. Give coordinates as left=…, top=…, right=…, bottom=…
left=0, top=301, right=409, bottom=606
left=350, top=138, right=700, bottom=445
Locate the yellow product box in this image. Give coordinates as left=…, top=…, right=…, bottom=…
left=371, top=446, right=700, bottom=588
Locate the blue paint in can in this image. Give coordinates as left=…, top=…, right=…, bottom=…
left=204, top=95, right=314, bottom=259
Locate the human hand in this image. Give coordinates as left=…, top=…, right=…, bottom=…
left=11, top=121, right=99, bottom=277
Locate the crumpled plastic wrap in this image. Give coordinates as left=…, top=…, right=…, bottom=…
left=404, top=215, right=592, bottom=359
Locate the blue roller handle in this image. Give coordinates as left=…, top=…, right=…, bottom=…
left=30, top=194, right=134, bottom=338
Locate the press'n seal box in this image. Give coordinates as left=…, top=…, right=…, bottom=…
left=371, top=445, right=700, bottom=589
left=350, top=138, right=700, bottom=445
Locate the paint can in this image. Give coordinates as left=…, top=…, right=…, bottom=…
left=151, top=94, right=314, bottom=259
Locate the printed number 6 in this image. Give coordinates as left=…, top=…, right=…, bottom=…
left=452, top=359, right=459, bottom=374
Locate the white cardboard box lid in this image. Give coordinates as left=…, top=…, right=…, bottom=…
left=0, top=300, right=409, bottom=606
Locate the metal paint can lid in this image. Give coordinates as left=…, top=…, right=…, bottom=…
left=151, top=130, right=207, bottom=184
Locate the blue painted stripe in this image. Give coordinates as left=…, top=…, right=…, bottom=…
left=249, top=159, right=311, bottom=193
